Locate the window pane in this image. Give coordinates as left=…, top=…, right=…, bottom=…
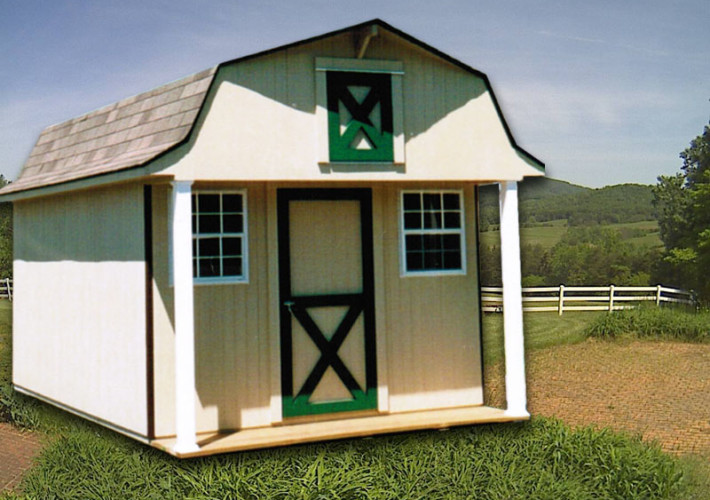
left=405, top=234, right=423, bottom=251
left=223, top=258, right=242, bottom=277
left=423, top=212, right=442, bottom=229
left=199, top=214, right=220, bottom=233
left=424, top=251, right=442, bottom=269
left=403, top=193, right=421, bottom=211
left=191, top=194, right=197, bottom=213
left=222, top=237, right=242, bottom=257
left=192, top=214, right=197, bottom=233
left=406, top=252, right=423, bottom=271
left=443, top=251, right=462, bottom=269
left=198, top=194, right=220, bottom=213
left=223, top=214, right=243, bottom=233
left=444, top=212, right=461, bottom=229
left=422, top=193, right=441, bottom=210
left=423, top=234, right=442, bottom=251
left=443, top=234, right=461, bottom=251
left=223, top=194, right=243, bottom=212
left=443, top=193, right=460, bottom=210
left=404, top=212, right=421, bottom=229
left=199, top=258, right=220, bottom=277
left=198, top=238, right=220, bottom=257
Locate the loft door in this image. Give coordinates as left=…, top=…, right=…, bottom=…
left=277, top=188, right=377, bottom=418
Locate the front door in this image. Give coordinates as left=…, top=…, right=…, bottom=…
left=277, top=188, right=377, bottom=418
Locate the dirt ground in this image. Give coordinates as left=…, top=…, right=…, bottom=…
left=486, top=339, right=710, bottom=456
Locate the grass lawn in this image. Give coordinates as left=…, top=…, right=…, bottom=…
left=481, top=311, right=603, bottom=364
left=479, top=219, right=662, bottom=250
left=0, top=303, right=704, bottom=499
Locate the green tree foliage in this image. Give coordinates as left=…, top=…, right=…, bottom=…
left=653, top=123, right=710, bottom=301
left=479, top=179, right=656, bottom=228
left=0, top=175, right=11, bottom=278
left=545, top=227, right=656, bottom=286
left=479, top=228, right=658, bottom=287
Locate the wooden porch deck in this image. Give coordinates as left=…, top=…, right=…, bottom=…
left=151, top=405, right=528, bottom=458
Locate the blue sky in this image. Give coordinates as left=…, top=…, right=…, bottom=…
left=1, top=0, right=708, bottom=187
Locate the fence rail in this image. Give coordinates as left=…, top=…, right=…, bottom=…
left=0, top=278, right=11, bottom=300
left=481, top=284, right=695, bottom=314
left=0, top=279, right=695, bottom=312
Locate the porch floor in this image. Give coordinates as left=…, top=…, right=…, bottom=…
left=150, top=405, right=528, bottom=458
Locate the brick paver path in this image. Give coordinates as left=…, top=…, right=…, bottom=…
left=0, top=422, right=43, bottom=492
left=486, top=339, right=710, bottom=455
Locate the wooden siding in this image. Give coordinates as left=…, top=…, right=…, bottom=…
left=380, top=183, right=483, bottom=412
left=152, top=181, right=482, bottom=437
left=13, top=184, right=148, bottom=435
left=154, top=30, right=540, bottom=182
left=151, top=183, right=272, bottom=437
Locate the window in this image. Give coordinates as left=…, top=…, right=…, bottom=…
left=401, top=191, right=465, bottom=275
left=191, top=191, right=247, bottom=283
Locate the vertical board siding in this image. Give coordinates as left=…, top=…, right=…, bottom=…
left=381, top=183, right=483, bottom=412
left=158, top=32, right=537, bottom=182
left=151, top=183, right=272, bottom=437
left=13, top=184, right=148, bottom=435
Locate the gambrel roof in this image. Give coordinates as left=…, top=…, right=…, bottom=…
left=1, top=19, right=543, bottom=197
left=1, top=68, right=216, bottom=195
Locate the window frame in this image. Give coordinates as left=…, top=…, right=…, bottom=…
left=399, top=189, right=467, bottom=277
left=191, top=189, right=249, bottom=285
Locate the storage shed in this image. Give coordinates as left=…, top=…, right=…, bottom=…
left=0, top=20, right=543, bottom=457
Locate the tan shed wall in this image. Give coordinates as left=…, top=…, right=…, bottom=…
left=152, top=181, right=481, bottom=437
left=12, top=184, right=148, bottom=435
left=380, top=183, right=483, bottom=411
left=155, top=30, right=540, bottom=182
left=151, top=184, right=273, bottom=437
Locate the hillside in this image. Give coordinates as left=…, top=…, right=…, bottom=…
left=478, top=178, right=656, bottom=229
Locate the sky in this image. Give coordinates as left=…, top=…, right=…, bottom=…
left=1, top=0, right=708, bottom=188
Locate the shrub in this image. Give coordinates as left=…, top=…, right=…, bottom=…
left=586, top=306, right=710, bottom=342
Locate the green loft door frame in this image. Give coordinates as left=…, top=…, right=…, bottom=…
left=277, top=188, right=377, bottom=418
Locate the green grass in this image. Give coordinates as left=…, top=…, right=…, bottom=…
left=586, top=306, right=710, bottom=343
left=482, top=311, right=603, bottom=364
left=6, top=417, right=685, bottom=499
left=480, top=220, right=662, bottom=250
left=0, top=304, right=703, bottom=499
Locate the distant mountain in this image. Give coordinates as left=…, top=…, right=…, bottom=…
left=478, top=178, right=655, bottom=228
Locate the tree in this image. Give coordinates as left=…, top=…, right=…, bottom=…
left=652, top=123, right=710, bottom=302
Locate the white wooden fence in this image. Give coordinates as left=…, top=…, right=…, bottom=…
left=0, top=279, right=695, bottom=312
left=0, top=278, right=12, bottom=300
left=481, top=285, right=695, bottom=314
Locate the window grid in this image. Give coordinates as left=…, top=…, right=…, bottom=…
left=191, top=191, right=247, bottom=283
left=401, top=191, right=465, bottom=275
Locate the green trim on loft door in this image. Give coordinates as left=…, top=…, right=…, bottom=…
left=327, top=72, right=394, bottom=162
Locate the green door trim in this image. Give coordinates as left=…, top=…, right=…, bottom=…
left=277, top=188, right=377, bottom=418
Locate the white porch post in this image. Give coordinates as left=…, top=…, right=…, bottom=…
left=171, top=180, right=199, bottom=453
left=498, top=181, right=529, bottom=418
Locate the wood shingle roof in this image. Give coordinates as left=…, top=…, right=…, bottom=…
left=1, top=67, right=216, bottom=195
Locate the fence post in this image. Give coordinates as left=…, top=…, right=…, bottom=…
left=655, top=285, right=662, bottom=307
left=608, top=285, right=615, bottom=312
left=558, top=284, right=565, bottom=316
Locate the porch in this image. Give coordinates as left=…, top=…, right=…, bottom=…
left=151, top=405, right=528, bottom=458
